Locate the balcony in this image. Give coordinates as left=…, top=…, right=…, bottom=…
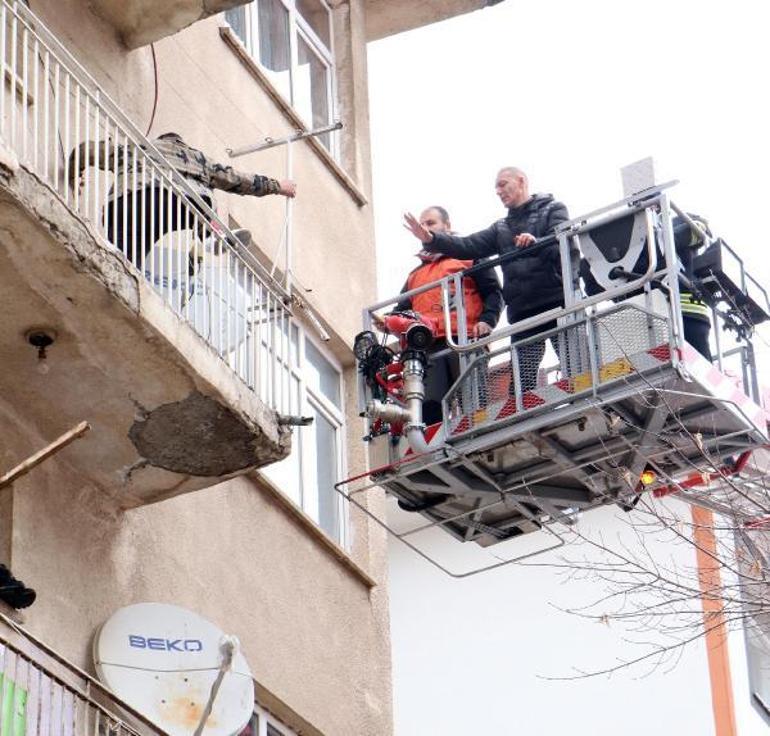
left=0, top=0, right=292, bottom=507
left=89, top=0, right=249, bottom=49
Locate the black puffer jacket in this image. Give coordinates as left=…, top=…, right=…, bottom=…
left=425, top=194, right=569, bottom=322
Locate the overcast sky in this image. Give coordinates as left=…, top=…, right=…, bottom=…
left=367, top=0, right=770, bottom=325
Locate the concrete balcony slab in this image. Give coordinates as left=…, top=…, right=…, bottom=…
left=0, top=145, right=289, bottom=508
left=88, top=0, right=249, bottom=49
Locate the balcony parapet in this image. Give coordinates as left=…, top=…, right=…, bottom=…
left=0, top=0, right=294, bottom=505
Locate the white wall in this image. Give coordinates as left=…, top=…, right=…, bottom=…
left=388, top=501, right=717, bottom=735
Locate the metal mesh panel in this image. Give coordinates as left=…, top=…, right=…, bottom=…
left=445, top=305, right=673, bottom=438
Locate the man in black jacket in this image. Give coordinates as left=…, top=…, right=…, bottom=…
left=404, top=167, right=569, bottom=391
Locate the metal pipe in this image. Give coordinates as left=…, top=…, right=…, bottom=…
left=226, top=120, right=343, bottom=158
left=364, top=354, right=431, bottom=454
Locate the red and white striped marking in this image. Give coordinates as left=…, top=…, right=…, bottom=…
left=449, top=344, right=673, bottom=435
left=680, top=344, right=768, bottom=437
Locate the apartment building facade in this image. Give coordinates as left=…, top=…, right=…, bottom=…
left=0, top=1, right=499, bottom=734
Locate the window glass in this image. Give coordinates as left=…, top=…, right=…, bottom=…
left=256, top=325, right=345, bottom=543
left=296, top=0, right=330, bottom=48
left=296, top=37, right=330, bottom=148
left=261, top=377, right=302, bottom=504
left=746, top=619, right=770, bottom=720
left=291, top=322, right=299, bottom=365
left=304, top=338, right=340, bottom=408
left=225, top=0, right=336, bottom=154
left=313, top=407, right=339, bottom=538
left=257, top=0, right=292, bottom=102
left=225, top=7, right=248, bottom=43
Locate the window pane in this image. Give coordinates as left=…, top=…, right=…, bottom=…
left=746, top=619, right=770, bottom=715
left=305, top=338, right=340, bottom=408
left=261, top=377, right=302, bottom=504
left=296, top=37, right=331, bottom=147
left=291, top=322, right=299, bottom=366
left=313, top=409, right=339, bottom=538
left=257, top=0, right=292, bottom=102
left=296, top=0, right=331, bottom=49
left=225, top=7, right=248, bottom=45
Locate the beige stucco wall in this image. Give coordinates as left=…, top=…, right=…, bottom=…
left=4, top=455, right=391, bottom=735
left=0, top=0, right=392, bottom=734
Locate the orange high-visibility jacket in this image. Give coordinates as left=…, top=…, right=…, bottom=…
left=406, top=258, right=483, bottom=338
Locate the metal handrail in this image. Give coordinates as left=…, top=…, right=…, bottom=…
left=0, top=0, right=294, bottom=413
left=0, top=611, right=168, bottom=735
left=7, top=0, right=288, bottom=303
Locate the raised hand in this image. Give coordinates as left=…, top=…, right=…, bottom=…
left=403, top=212, right=434, bottom=244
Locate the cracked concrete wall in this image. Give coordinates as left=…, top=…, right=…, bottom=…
left=129, top=392, right=282, bottom=476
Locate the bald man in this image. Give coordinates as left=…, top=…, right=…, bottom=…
left=404, top=167, right=569, bottom=391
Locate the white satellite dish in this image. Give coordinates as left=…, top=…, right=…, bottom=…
left=94, top=603, right=254, bottom=736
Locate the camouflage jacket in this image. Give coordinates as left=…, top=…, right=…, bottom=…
left=73, top=133, right=281, bottom=202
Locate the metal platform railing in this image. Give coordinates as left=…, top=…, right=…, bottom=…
left=349, top=185, right=770, bottom=575
left=443, top=303, right=672, bottom=439
left=0, top=0, right=293, bottom=414
left=0, top=613, right=167, bottom=736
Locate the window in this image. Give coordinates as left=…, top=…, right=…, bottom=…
left=745, top=615, right=770, bottom=723
left=238, top=702, right=298, bottom=736
left=225, top=0, right=337, bottom=154
left=261, top=323, right=347, bottom=543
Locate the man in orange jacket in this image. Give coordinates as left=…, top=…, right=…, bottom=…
left=395, top=206, right=503, bottom=425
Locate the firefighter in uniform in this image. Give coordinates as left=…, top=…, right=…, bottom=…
left=673, top=214, right=712, bottom=360
left=395, top=206, right=503, bottom=425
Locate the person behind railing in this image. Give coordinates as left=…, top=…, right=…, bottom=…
left=403, top=167, right=569, bottom=392
left=393, top=206, right=503, bottom=425
left=69, top=132, right=296, bottom=263
left=579, top=211, right=713, bottom=361
left=673, top=214, right=713, bottom=360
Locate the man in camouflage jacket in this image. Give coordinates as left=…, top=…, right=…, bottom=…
left=71, top=131, right=295, bottom=262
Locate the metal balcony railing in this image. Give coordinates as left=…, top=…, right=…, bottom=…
left=0, top=612, right=167, bottom=736
left=0, top=0, right=293, bottom=414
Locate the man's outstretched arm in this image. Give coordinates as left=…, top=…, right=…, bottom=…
left=403, top=212, right=499, bottom=260
left=208, top=161, right=296, bottom=198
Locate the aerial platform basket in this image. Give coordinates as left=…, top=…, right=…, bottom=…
left=340, top=182, right=770, bottom=576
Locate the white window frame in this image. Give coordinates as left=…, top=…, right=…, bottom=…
left=261, top=321, right=348, bottom=546
left=240, top=702, right=298, bottom=736
left=744, top=615, right=770, bottom=725
left=225, top=0, right=338, bottom=158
